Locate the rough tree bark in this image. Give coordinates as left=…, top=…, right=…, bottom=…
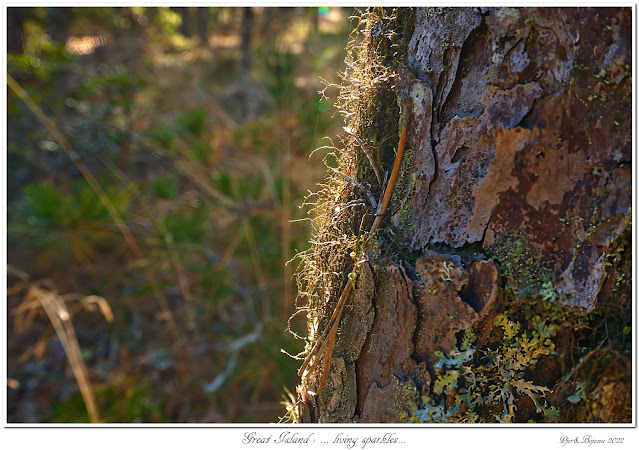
left=296, top=7, right=631, bottom=424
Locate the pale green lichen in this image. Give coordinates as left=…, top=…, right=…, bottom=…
left=406, top=315, right=560, bottom=423
left=540, top=280, right=558, bottom=302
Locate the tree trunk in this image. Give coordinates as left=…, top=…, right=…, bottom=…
left=240, top=7, right=254, bottom=72
left=7, top=7, right=27, bottom=53
left=197, top=8, right=209, bottom=46
left=171, top=7, right=192, bottom=37
left=295, top=7, right=631, bottom=424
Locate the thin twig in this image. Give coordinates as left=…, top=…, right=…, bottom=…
left=328, top=167, right=377, bottom=209
left=297, top=281, right=354, bottom=377
left=371, top=124, right=407, bottom=232
left=344, top=127, right=383, bottom=186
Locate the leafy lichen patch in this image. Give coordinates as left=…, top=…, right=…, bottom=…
left=408, top=314, right=560, bottom=423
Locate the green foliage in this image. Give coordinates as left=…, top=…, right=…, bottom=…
left=212, top=170, right=233, bottom=195
left=189, top=140, right=210, bottom=162
left=154, top=8, right=182, bottom=34
left=77, top=68, right=145, bottom=110
left=11, top=179, right=131, bottom=262
left=161, top=202, right=208, bottom=243
left=262, top=49, right=298, bottom=106
left=153, top=176, right=179, bottom=199
left=24, top=180, right=130, bottom=227
left=196, top=265, right=233, bottom=305
left=212, top=170, right=272, bottom=203
left=411, top=316, right=560, bottom=423
left=7, top=41, right=73, bottom=81
left=148, top=125, right=175, bottom=149
left=177, top=107, right=207, bottom=137
left=50, top=377, right=169, bottom=423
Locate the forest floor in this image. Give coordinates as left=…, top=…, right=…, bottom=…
left=7, top=7, right=351, bottom=423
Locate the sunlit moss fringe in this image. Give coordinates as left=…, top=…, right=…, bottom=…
left=289, top=8, right=410, bottom=366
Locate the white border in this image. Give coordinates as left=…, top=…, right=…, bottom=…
left=1, top=2, right=637, bottom=449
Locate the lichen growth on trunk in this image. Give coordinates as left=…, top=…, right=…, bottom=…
left=289, top=7, right=631, bottom=424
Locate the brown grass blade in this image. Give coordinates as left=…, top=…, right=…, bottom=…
left=29, top=286, right=101, bottom=423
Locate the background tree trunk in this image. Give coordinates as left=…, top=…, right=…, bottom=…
left=7, top=7, right=27, bottom=53
left=297, top=7, right=631, bottom=424
left=197, top=8, right=209, bottom=46
left=171, top=7, right=192, bottom=37
left=240, top=7, right=254, bottom=72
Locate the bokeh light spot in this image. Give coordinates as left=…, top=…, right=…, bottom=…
left=316, top=97, right=332, bottom=112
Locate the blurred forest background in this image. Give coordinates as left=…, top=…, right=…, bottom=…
left=6, top=6, right=353, bottom=423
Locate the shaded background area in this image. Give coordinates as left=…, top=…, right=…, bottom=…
left=6, top=6, right=352, bottom=423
